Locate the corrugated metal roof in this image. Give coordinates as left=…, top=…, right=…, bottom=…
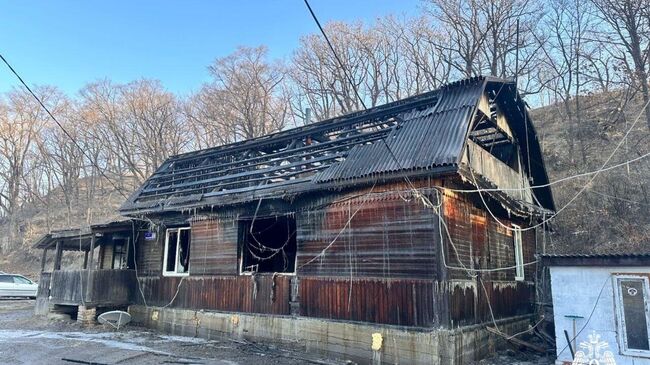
left=542, top=253, right=650, bottom=259
left=120, top=76, right=551, bottom=214
left=313, top=90, right=479, bottom=182
left=542, top=253, right=650, bottom=267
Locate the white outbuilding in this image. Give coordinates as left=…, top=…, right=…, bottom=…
left=544, top=254, right=650, bottom=365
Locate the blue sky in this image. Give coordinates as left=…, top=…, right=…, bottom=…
left=0, top=1, right=421, bottom=97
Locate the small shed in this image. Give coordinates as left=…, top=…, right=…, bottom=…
left=543, top=253, right=650, bottom=365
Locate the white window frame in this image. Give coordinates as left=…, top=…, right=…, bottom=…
left=613, top=274, right=650, bottom=357
left=162, top=227, right=191, bottom=277
left=512, top=225, right=524, bottom=281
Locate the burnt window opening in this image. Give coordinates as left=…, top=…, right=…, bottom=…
left=491, top=143, right=520, bottom=171
left=113, top=239, right=127, bottom=269
left=163, top=227, right=191, bottom=276
left=239, top=215, right=297, bottom=274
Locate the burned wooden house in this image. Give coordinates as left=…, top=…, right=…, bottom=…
left=37, top=77, right=554, bottom=364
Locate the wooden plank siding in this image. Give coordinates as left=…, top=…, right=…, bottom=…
left=442, top=188, right=536, bottom=325
left=464, top=140, right=534, bottom=204
left=443, top=189, right=536, bottom=282
left=298, top=277, right=440, bottom=327
left=136, top=228, right=163, bottom=276
left=48, top=269, right=136, bottom=306
left=131, top=178, right=537, bottom=328
left=134, top=275, right=291, bottom=315
left=36, top=272, right=51, bottom=299
left=296, top=185, right=440, bottom=279
left=449, top=281, right=534, bottom=326
left=189, top=218, right=239, bottom=275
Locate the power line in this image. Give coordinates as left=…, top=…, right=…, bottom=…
left=555, top=275, right=610, bottom=358
left=0, top=53, right=130, bottom=201
left=302, top=0, right=444, bottom=210
left=302, top=0, right=367, bottom=110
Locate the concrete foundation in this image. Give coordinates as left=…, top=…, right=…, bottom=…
left=129, top=305, right=533, bottom=365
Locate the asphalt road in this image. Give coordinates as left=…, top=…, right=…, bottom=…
left=0, top=299, right=337, bottom=365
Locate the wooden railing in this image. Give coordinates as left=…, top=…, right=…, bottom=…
left=47, top=269, right=137, bottom=306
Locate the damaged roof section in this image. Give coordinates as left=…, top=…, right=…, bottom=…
left=120, top=76, right=553, bottom=215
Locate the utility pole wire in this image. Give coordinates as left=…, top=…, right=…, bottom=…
left=302, top=0, right=367, bottom=110
left=0, top=53, right=130, bottom=201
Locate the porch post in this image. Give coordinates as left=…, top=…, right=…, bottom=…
left=85, top=235, right=96, bottom=303
left=54, top=241, right=63, bottom=271
left=83, top=250, right=89, bottom=269
left=87, top=236, right=95, bottom=270
left=40, top=248, right=48, bottom=272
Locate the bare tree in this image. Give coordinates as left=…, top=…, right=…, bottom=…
left=592, top=0, right=650, bottom=129
left=121, top=79, right=187, bottom=178
left=81, top=79, right=185, bottom=185
left=187, top=46, right=289, bottom=145
left=291, top=22, right=372, bottom=119
left=0, top=87, right=58, bottom=250
left=35, top=95, right=82, bottom=225
left=424, top=0, right=491, bottom=77
left=400, top=16, right=453, bottom=94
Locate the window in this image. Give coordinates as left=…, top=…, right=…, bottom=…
left=13, top=276, right=32, bottom=285
left=112, top=239, right=128, bottom=269
left=239, top=215, right=297, bottom=274
left=163, top=227, right=191, bottom=276
left=614, top=275, right=650, bottom=355
left=0, top=275, right=12, bottom=283
left=512, top=225, right=524, bottom=281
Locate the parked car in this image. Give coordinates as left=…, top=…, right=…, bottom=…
left=0, top=274, right=38, bottom=298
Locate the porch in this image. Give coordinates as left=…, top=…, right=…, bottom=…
left=33, top=220, right=139, bottom=314
left=38, top=269, right=136, bottom=307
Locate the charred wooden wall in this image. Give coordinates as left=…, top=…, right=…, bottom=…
left=189, top=218, right=239, bottom=275
left=442, top=190, right=536, bottom=326
left=134, top=275, right=291, bottom=315
left=298, top=277, right=443, bottom=326
left=136, top=227, right=163, bottom=276
left=48, top=269, right=136, bottom=306
left=295, top=183, right=440, bottom=279
left=291, top=181, right=445, bottom=326
left=132, top=178, right=537, bottom=328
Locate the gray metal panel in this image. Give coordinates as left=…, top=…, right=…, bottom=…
left=312, top=80, right=483, bottom=183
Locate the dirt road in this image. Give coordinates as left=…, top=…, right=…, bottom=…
left=0, top=299, right=338, bottom=365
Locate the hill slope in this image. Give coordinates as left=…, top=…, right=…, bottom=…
left=532, top=92, right=650, bottom=254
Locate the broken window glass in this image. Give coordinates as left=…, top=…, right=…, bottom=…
left=239, top=215, right=297, bottom=274
left=164, top=228, right=190, bottom=276
left=178, top=229, right=191, bottom=274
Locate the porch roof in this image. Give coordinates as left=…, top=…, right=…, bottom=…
left=32, top=219, right=136, bottom=251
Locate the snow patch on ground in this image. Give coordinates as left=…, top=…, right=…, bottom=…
left=0, top=329, right=174, bottom=355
